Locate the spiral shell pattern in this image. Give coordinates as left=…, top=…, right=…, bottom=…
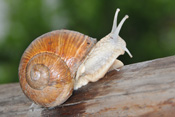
left=18, top=30, right=96, bottom=107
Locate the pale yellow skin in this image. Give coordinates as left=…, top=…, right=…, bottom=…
left=74, top=9, right=132, bottom=90
left=74, top=36, right=126, bottom=90
left=108, top=58, right=124, bottom=72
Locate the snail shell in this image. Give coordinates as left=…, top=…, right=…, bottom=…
left=18, top=30, right=96, bottom=107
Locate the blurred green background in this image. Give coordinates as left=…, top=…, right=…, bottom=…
left=0, top=0, right=175, bottom=84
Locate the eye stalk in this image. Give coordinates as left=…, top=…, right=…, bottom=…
left=114, top=15, right=128, bottom=38
left=112, top=12, right=129, bottom=40
left=111, top=8, right=132, bottom=58
left=111, top=8, right=120, bottom=33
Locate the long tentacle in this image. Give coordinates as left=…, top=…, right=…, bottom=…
left=113, top=15, right=129, bottom=39
left=111, top=8, right=120, bottom=33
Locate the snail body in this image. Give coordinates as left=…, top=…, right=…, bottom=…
left=18, top=8, right=132, bottom=108
left=74, top=9, right=132, bottom=89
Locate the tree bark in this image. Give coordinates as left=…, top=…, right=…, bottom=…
left=0, top=56, right=175, bottom=117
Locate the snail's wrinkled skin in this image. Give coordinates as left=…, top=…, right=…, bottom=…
left=74, top=9, right=132, bottom=89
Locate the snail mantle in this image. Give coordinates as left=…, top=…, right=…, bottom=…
left=1, top=56, right=175, bottom=116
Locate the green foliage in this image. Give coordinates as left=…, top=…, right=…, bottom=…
left=0, top=0, right=175, bottom=84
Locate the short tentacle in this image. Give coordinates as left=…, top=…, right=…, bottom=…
left=124, top=47, right=133, bottom=58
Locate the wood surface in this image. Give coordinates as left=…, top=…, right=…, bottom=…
left=0, top=56, right=175, bottom=117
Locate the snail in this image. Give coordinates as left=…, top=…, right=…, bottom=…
left=18, top=8, right=132, bottom=108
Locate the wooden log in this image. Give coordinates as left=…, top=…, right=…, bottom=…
left=0, top=56, right=175, bottom=117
